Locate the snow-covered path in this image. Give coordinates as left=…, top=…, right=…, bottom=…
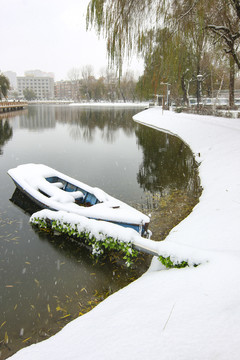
left=10, top=108, right=240, bottom=360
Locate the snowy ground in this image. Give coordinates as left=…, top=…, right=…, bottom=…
left=10, top=107, right=240, bottom=360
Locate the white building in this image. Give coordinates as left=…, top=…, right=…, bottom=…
left=17, top=76, right=54, bottom=99
left=24, top=69, right=54, bottom=79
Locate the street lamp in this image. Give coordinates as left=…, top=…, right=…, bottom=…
left=160, top=82, right=171, bottom=109
left=197, top=74, right=203, bottom=108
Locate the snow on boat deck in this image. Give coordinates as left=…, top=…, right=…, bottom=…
left=8, top=163, right=150, bottom=232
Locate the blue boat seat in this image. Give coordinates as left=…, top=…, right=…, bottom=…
left=64, top=183, right=76, bottom=192
left=84, top=193, right=97, bottom=206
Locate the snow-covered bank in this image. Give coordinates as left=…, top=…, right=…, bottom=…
left=10, top=108, right=240, bottom=360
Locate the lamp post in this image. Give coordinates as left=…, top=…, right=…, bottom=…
left=160, top=82, right=171, bottom=109
left=197, top=74, right=203, bottom=108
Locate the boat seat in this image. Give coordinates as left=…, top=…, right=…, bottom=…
left=71, top=190, right=84, bottom=199
left=50, top=192, right=75, bottom=203
left=84, top=193, right=97, bottom=206
left=51, top=182, right=64, bottom=189
left=64, top=183, right=77, bottom=192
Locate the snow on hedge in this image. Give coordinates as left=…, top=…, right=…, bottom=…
left=30, top=209, right=207, bottom=268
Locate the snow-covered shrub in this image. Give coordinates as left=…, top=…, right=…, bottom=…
left=31, top=216, right=139, bottom=267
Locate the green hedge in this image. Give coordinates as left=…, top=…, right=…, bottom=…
left=31, top=216, right=139, bottom=267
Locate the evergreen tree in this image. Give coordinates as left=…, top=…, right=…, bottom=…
left=23, top=88, right=37, bottom=100
left=0, top=73, right=10, bottom=100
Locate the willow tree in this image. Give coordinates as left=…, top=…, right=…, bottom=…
left=205, top=0, right=240, bottom=70
left=87, top=0, right=199, bottom=102
left=88, top=0, right=240, bottom=64
left=204, top=0, right=240, bottom=107
left=171, top=0, right=240, bottom=107
left=169, top=0, right=210, bottom=105
left=136, top=27, right=197, bottom=103
left=86, top=0, right=168, bottom=73
left=86, top=0, right=240, bottom=104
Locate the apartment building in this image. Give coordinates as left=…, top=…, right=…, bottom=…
left=54, top=80, right=81, bottom=101
left=17, top=76, right=54, bottom=100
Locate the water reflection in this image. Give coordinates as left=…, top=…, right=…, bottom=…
left=0, top=119, right=13, bottom=155
left=20, top=106, right=56, bottom=130
left=67, top=108, right=135, bottom=144
left=18, top=106, right=137, bottom=141
left=10, top=188, right=41, bottom=214
left=136, top=125, right=199, bottom=196
left=0, top=109, right=28, bottom=121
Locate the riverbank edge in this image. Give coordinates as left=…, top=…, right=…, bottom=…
left=9, top=107, right=240, bottom=360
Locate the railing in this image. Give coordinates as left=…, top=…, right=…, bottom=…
left=0, top=101, right=28, bottom=113
left=0, top=101, right=28, bottom=108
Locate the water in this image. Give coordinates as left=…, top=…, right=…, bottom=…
left=0, top=105, right=200, bottom=358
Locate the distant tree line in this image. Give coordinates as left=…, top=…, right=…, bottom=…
left=67, top=66, right=139, bottom=102
left=87, top=0, right=240, bottom=107
left=1, top=67, right=140, bottom=102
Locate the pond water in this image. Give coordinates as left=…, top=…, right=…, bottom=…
left=0, top=105, right=200, bottom=358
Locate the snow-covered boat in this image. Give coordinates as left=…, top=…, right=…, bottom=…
left=8, top=164, right=150, bottom=236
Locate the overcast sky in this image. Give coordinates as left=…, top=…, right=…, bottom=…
left=1, top=0, right=143, bottom=80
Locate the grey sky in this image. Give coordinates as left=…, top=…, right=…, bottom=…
left=1, top=0, right=142, bottom=80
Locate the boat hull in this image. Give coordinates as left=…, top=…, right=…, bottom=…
left=8, top=164, right=150, bottom=236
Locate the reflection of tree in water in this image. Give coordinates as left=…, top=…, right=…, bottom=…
left=0, top=119, right=13, bottom=155
left=135, top=125, right=199, bottom=196
left=55, top=107, right=138, bottom=143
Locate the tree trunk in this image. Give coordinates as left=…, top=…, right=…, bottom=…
left=181, top=75, right=188, bottom=106
left=229, top=55, right=235, bottom=109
